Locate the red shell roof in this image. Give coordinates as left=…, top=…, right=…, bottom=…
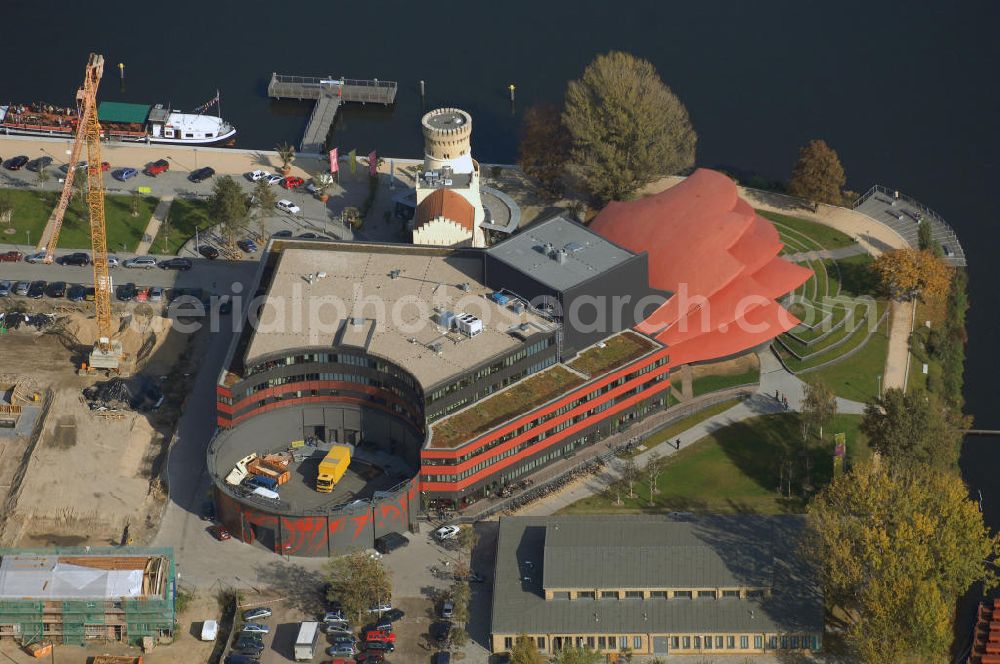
left=590, top=168, right=812, bottom=365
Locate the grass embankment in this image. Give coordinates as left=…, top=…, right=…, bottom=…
left=633, top=399, right=742, bottom=455
left=0, top=189, right=157, bottom=252
left=150, top=198, right=213, bottom=255
left=560, top=413, right=868, bottom=515
left=759, top=210, right=856, bottom=250
left=430, top=366, right=584, bottom=449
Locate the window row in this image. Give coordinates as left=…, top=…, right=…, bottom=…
left=552, top=588, right=764, bottom=600
left=426, top=337, right=555, bottom=404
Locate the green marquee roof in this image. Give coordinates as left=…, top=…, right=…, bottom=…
left=97, top=102, right=151, bottom=124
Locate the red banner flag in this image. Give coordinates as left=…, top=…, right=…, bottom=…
left=368, top=150, right=377, bottom=177
left=329, top=148, right=339, bottom=174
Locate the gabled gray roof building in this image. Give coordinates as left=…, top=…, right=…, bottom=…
left=490, top=514, right=823, bottom=657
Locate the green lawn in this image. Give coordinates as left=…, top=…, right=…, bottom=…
left=150, top=198, right=214, bottom=255
left=631, top=398, right=742, bottom=456
left=691, top=367, right=760, bottom=396
left=806, top=307, right=892, bottom=402
left=559, top=413, right=867, bottom=515
left=759, top=210, right=856, bottom=249
left=0, top=189, right=156, bottom=252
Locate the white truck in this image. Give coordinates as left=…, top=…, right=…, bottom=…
left=294, top=621, right=320, bottom=661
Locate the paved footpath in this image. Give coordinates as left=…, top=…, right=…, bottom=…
left=134, top=195, right=173, bottom=255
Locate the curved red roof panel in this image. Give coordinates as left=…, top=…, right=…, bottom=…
left=590, top=168, right=811, bottom=366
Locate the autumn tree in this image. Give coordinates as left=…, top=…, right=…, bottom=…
left=323, top=551, right=392, bottom=624
left=805, top=458, right=998, bottom=663
left=510, top=634, right=545, bottom=664
left=563, top=51, right=696, bottom=203
left=801, top=379, right=837, bottom=439
left=519, top=103, right=571, bottom=198
left=787, top=139, right=846, bottom=207
left=874, top=248, right=952, bottom=302
left=860, top=388, right=966, bottom=470
left=208, top=175, right=250, bottom=249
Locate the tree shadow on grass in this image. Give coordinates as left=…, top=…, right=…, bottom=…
left=836, top=257, right=879, bottom=297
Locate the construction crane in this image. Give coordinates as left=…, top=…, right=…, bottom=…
left=40, top=53, right=121, bottom=370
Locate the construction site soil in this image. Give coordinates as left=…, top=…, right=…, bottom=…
left=0, top=305, right=205, bottom=549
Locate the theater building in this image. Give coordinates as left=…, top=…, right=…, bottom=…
left=489, top=515, right=824, bottom=657
left=211, top=169, right=810, bottom=554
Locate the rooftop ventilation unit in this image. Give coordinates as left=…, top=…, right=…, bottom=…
left=429, top=342, right=444, bottom=354
left=459, top=282, right=471, bottom=292
left=434, top=310, right=457, bottom=329
left=565, top=242, right=585, bottom=253
left=510, top=302, right=524, bottom=314
left=455, top=313, right=483, bottom=337
left=554, top=249, right=568, bottom=264
left=351, top=317, right=364, bottom=327
left=389, top=269, right=401, bottom=279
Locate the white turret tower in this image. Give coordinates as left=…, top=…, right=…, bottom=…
left=421, top=108, right=475, bottom=174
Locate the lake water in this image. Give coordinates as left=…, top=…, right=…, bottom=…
left=2, top=0, right=998, bottom=640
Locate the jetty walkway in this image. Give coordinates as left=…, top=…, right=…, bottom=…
left=267, top=74, right=397, bottom=154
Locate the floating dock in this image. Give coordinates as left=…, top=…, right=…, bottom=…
left=267, top=73, right=397, bottom=154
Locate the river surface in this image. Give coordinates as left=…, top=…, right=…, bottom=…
left=2, top=0, right=998, bottom=642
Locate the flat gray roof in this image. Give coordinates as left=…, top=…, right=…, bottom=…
left=543, top=519, right=772, bottom=590
left=486, top=216, right=635, bottom=291
left=245, top=244, right=556, bottom=388
left=491, top=515, right=823, bottom=636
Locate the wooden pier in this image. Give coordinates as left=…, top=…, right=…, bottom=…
left=267, top=73, right=398, bottom=154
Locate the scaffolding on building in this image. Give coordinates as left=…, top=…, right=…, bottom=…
left=0, top=547, right=175, bottom=646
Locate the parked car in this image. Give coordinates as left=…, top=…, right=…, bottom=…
left=58, top=252, right=91, bottom=266
left=116, top=283, right=138, bottom=301
left=241, top=622, right=269, bottom=634
left=246, top=170, right=268, bottom=182
left=135, top=287, right=149, bottom=303
left=276, top=199, right=300, bottom=214
left=59, top=161, right=88, bottom=173
left=209, top=524, right=230, bottom=541
left=14, top=281, right=30, bottom=296
left=198, top=245, right=220, bottom=259
left=430, top=620, right=452, bottom=645
left=0, top=251, right=23, bottom=262
left=107, top=255, right=121, bottom=268
left=224, top=654, right=258, bottom=664
left=236, top=643, right=263, bottom=658
left=237, top=238, right=258, bottom=253
left=101, top=161, right=111, bottom=171
left=296, top=232, right=319, bottom=239
left=149, top=286, right=164, bottom=302
left=189, top=166, right=216, bottom=183
left=368, top=602, right=392, bottom=614
left=4, top=155, right=29, bottom=170
left=329, top=635, right=355, bottom=647
left=67, top=284, right=86, bottom=302
left=200, top=620, right=218, bottom=641
left=265, top=173, right=284, bottom=185
left=433, top=525, right=461, bottom=541
left=27, top=281, right=46, bottom=299
left=354, top=653, right=385, bottom=664
left=439, top=601, right=454, bottom=619
left=144, top=159, right=170, bottom=176
left=326, top=645, right=356, bottom=657
left=242, top=607, right=272, bottom=622
left=159, top=257, right=192, bottom=271
left=27, top=156, right=53, bottom=172
left=25, top=252, right=48, bottom=264
left=0, top=281, right=11, bottom=297
left=362, top=640, right=394, bottom=653
left=114, top=167, right=139, bottom=181
left=45, top=281, right=67, bottom=298
left=363, top=629, right=395, bottom=643
left=281, top=176, right=304, bottom=189
left=322, top=610, right=347, bottom=623
left=271, top=229, right=293, bottom=238
left=124, top=255, right=157, bottom=269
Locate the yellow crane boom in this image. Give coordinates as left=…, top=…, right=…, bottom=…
left=42, top=54, right=114, bottom=344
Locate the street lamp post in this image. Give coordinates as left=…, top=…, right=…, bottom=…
left=876, top=374, right=882, bottom=397
left=25, top=230, right=30, bottom=249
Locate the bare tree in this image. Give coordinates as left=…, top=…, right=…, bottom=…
left=622, top=457, right=639, bottom=499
